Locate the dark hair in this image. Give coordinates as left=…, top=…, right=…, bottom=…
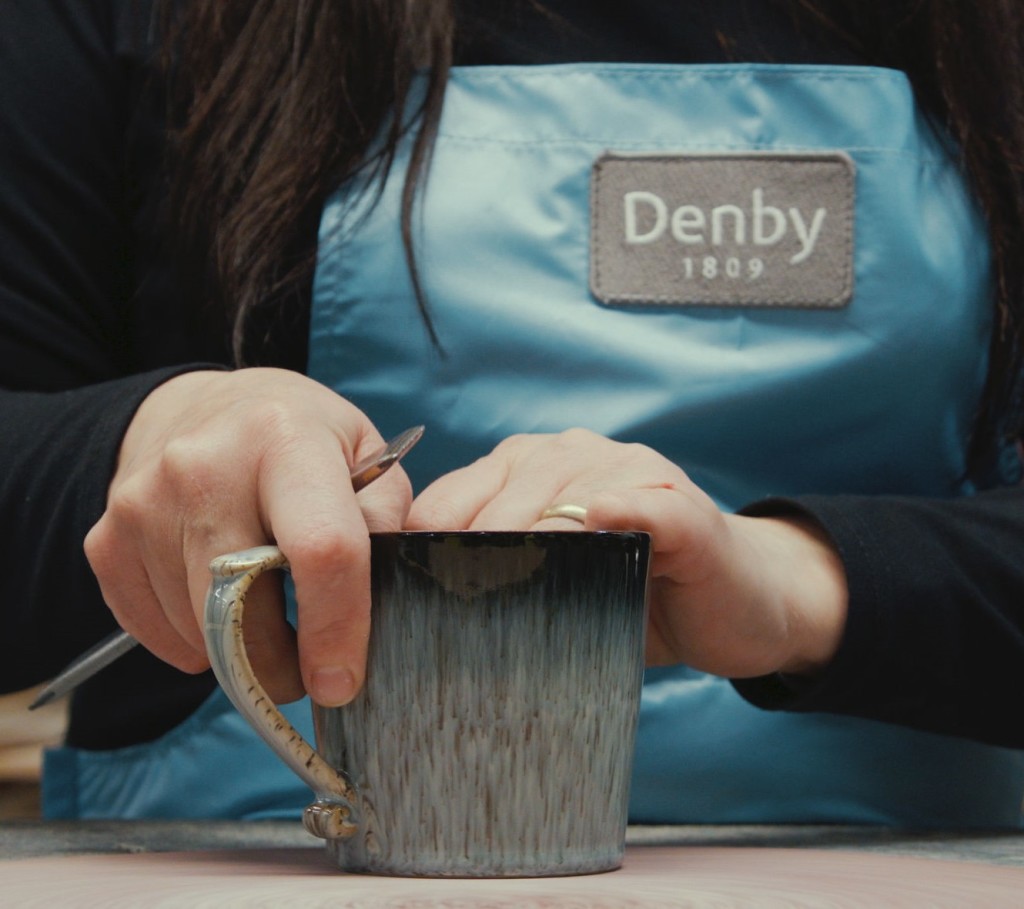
left=164, top=0, right=1024, bottom=470
left=787, top=0, right=1024, bottom=470
left=163, top=0, right=453, bottom=359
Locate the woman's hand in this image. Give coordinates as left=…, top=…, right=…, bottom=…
left=406, top=429, right=847, bottom=679
left=83, top=368, right=411, bottom=706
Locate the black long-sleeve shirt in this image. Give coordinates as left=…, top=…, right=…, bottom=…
left=2, top=0, right=1022, bottom=751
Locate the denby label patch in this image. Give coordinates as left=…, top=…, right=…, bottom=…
left=590, top=152, right=855, bottom=308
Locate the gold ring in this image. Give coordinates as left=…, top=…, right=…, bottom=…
left=540, top=503, right=588, bottom=524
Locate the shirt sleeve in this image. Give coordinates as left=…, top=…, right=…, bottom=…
left=0, top=0, right=228, bottom=691
left=732, top=487, right=1024, bottom=749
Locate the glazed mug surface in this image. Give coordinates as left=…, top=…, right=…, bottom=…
left=204, top=531, right=650, bottom=877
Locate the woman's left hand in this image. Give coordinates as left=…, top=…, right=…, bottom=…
left=406, top=429, right=848, bottom=680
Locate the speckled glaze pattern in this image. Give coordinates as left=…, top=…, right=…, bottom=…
left=205, top=532, right=650, bottom=878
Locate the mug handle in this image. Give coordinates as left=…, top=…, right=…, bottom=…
left=204, top=545, right=358, bottom=840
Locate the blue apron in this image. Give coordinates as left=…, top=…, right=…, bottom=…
left=45, top=63, right=1024, bottom=826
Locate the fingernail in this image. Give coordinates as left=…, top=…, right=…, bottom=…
left=311, top=667, right=358, bottom=706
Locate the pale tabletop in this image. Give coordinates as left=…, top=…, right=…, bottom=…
left=2, top=819, right=1024, bottom=863
left=4, top=822, right=1024, bottom=907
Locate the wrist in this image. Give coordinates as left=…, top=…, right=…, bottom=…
left=775, top=515, right=848, bottom=675
left=733, top=513, right=849, bottom=677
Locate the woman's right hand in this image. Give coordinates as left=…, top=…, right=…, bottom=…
left=83, top=367, right=411, bottom=707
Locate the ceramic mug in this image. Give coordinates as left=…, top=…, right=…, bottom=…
left=204, top=531, right=651, bottom=877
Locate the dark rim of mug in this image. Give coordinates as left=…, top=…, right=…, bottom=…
left=369, top=530, right=651, bottom=541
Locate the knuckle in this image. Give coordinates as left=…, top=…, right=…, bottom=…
left=491, top=432, right=534, bottom=456
left=548, top=427, right=603, bottom=456
left=82, top=520, right=115, bottom=570
left=160, top=435, right=204, bottom=473
left=176, top=650, right=212, bottom=675
left=557, top=426, right=599, bottom=444
left=284, top=527, right=368, bottom=574
left=618, top=439, right=654, bottom=465
left=102, top=474, right=154, bottom=526
left=414, top=496, right=463, bottom=530
left=159, top=436, right=221, bottom=495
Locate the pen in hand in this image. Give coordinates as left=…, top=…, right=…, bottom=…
left=29, top=425, right=425, bottom=711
